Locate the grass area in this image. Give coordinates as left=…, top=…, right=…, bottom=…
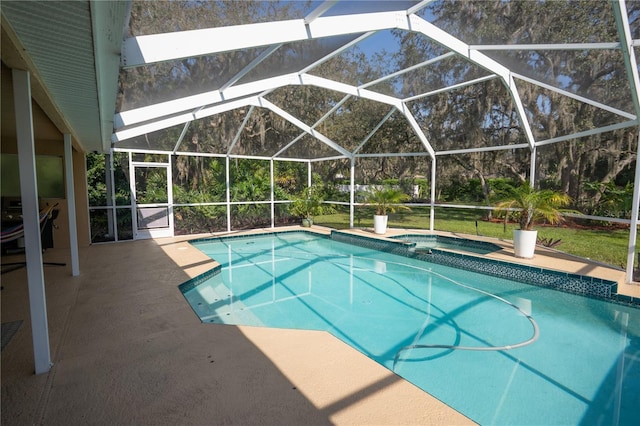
left=314, top=206, right=632, bottom=269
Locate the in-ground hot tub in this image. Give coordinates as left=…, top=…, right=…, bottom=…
left=391, top=234, right=502, bottom=255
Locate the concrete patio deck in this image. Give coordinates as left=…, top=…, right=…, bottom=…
left=2, top=226, right=638, bottom=425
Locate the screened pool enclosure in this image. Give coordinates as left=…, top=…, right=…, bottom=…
left=81, top=1, right=640, bottom=280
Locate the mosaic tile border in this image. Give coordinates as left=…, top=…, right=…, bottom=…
left=330, top=231, right=413, bottom=255
left=331, top=230, right=639, bottom=308
left=421, top=249, right=616, bottom=298
left=178, top=264, right=221, bottom=294
left=189, top=229, right=323, bottom=245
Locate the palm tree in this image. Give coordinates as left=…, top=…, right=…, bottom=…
left=495, top=182, right=572, bottom=231
left=494, top=181, right=573, bottom=258
left=365, top=186, right=411, bottom=234
left=365, top=186, right=411, bottom=216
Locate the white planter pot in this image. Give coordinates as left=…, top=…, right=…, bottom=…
left=373, top=215, right=388, bottom=234
left=513, top=229, right=538, bottom=258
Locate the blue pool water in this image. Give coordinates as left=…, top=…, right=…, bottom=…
left=182, top=232, right=640, bottom=425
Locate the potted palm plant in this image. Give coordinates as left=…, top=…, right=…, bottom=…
left=494, top=181, right=572, bottom=258
left=290, top=185, right=322, bottom=227
left=365, top=185, right=411, bottom=234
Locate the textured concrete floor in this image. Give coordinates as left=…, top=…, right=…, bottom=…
left=2, top=226, right=637, bottom=425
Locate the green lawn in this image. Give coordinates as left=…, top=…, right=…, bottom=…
left=313, top=207, right=633, bottom=269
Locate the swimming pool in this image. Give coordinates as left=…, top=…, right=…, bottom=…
left=181, top=231, right=640, bottom=425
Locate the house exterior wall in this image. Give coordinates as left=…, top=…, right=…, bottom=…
left=1, top=68, right=91, bottom=249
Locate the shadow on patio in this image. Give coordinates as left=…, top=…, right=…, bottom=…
left=1, top=236, right=471, bottom=425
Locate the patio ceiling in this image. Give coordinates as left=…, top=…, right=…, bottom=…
left=1, top=0, right=127, bottom=153
left=2, top=1, right=639, bottom=157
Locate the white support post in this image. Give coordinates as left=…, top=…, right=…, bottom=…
left=270, top=159, right=275, bottom=228
left=226, top=156, right=231, bottom=232
left=430, top=156, right=436, bottom=231
left=626, top=132, right=640, bottom=282
left=128, top=152, right=137, bottom=237
left=108, top=153, right=118, bottom=240
left=350, top=158, right=355, bottom=229
left=307, top=162, right=312, bottom=187
left=612, top=0, right=640, bottom=283
left=105, top=153, right=115, bottom=238
left=13, top=69, right=52, bottom=374
left=167, top=153, right=175, bottom=237
left=530, top=146, right=537, bottom=186
left=64, top=134, right=80, bottom=276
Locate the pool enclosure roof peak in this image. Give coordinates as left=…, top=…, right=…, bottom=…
left=3, top=1, right=640, bottom=158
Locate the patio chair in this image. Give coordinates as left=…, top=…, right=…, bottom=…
left=1, top=203, right=57, bottom=245
left=1, top=204, right=65, bottom=275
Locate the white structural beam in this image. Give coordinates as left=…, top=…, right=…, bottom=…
left=299, top=74, right=402, bottom=108
left=403, top=74, right=499, bottom=103
left=115, top=9, right=517, bottom=135
left=113, top=6, right=640, bottom=200
left=398, top=103, right=435, bottom=159
left=436, top=143, right=531, bottom=156
left=304, top=1, right=338, bottom=24
left=359, top=52, right=456, bottom=90
left=64, top=134, right=80, bottom=276
left=227, top=106, right=255, bottom=155
left=356, top=152, right=431, bottom=158
left=116, top=11, right=527, bottom=144
left=471, top=42, right=621, bottom=51
left=275, top=94, right=352, bottom=158
left=115, top=90, right=219, bottom=128
left=121, top=11, right=409, bottom=67
left=116, top=11, right=537, bottom=159
left=353, top=108, right=396, bottom=155
left=273, top=133, right=306, bottom=158
left=113, top=95, right=262, bottom=143
left=113, top=110, right=201, bottom=143
left=407, top=15, right=510, bottom=80
left=13, top=69, right=52, bottom=375
left=312, top=94, right=352, bottom=128
left=535, top=120, right=639, bottom=148
left=611, top=2, right=640, bottom=118
left=612, top=0, right=640, bottom=283
left=258, top=98, right=352, bottom=158
left=408, top=1, right=436, bottom=16
left=514, top=73, right=637, bottom=121
left=172, top=121, right=192, bottom=153
left=406, top=15, right=539, bottom=150
left=113, top=70, right=402, bottom=135
left=220, top=44, right=283, bottom=91
left=507, top=76, right=537, bottom=150
left=298, top=32, right=376, bottom=75
left=310, top=155, right=349, bottom=163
